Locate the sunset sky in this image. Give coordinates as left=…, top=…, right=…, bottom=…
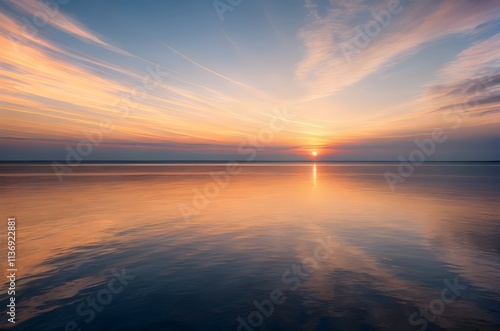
left=1, top=0, right=499, bottom=161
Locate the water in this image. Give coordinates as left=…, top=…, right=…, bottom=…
left=0, top=163, right=499, bottom=331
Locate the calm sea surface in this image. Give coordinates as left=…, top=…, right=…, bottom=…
left=0, top=163, right=499, bottom=331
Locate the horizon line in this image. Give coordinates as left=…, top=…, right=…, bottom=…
left=1, top=160, right=500, bottom=164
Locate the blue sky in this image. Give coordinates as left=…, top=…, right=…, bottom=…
left=1, top=0, right=499, bottom=161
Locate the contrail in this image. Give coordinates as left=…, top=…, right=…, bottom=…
left=159, top=41, right=253, bottom=90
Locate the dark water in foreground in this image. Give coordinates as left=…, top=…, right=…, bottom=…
left=0, top=163, right=499, bottom=331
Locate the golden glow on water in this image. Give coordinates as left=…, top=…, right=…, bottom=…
left=1, top=165, right=496, bottom=276
left=313, top=162, right=317, bottom=186
left=0, top=164, right=499, bottom=328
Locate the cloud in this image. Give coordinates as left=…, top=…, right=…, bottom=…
left=420, top=34, right=500, bottom=118
left=435, top=33, right=500, bottom=82
left=295, top=0, right=500, bottom=100
left=0, top=9, right=281, bottom=148
left=4, top=0, right=131, bottom=56
left=321, top=124, right=500, bottom=161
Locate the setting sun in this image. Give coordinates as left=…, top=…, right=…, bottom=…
left=312, top=151, right=317, bottom=157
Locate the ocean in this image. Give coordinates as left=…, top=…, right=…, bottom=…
left=0, top=163, right=499, bottom=330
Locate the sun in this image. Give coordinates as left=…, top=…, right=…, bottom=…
left=312, top=151, right=317, bottom=157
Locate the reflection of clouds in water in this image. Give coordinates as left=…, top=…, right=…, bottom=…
left=0, top=164, right=499, bottom=330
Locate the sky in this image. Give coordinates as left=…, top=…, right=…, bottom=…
left=1, top=0, right=499, bottom=161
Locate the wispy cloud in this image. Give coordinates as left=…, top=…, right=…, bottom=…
left=0, top=10, right=284, bottom=148
left=296, top=0, right=500, bottom=100
left=4, top=0, right=131, bottom=55
left=404, top=33, right=500, bottom=121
